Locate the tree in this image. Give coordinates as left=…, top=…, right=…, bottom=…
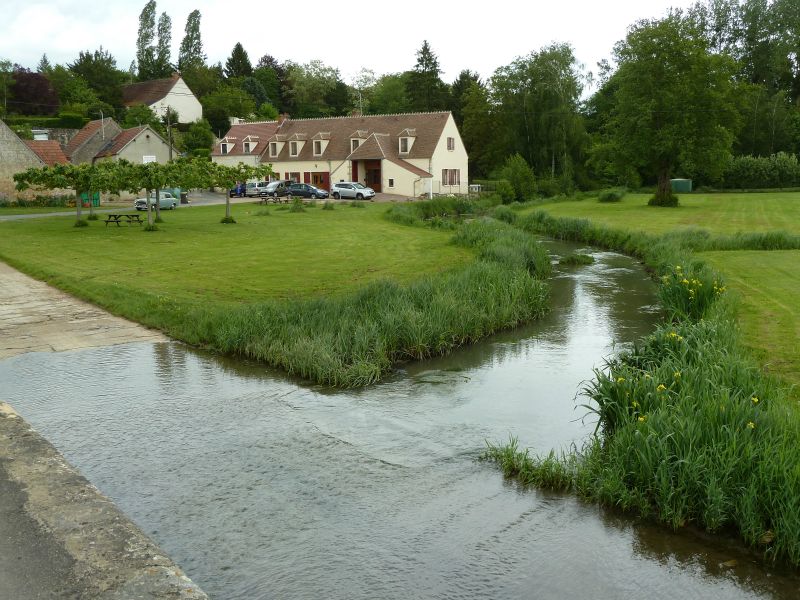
left=181, top=63, right=223, bottom=99
left=252, top=65, right=282, bottom=109
left=68, top=47, right=125, bottom=108
left=283, top=60, right=343, bottom=117
left=178, top=10, right=205, bottom=72
left=225, top=43, right=252, bottom=79
left=609, top=12, right=739, bottom=205
left=122, top=103, right=165, bottom=135
left=181, top=118, right=214, bottom=156
left=37, top=54, right=52, bottom=74
left=201, top=85, right=256, bottom=133
left=46, top=65, right=106, bottom=117
left=154, top=11, right=173, bottom=78
left=406, top=40, right=450, bottom=112
left=1, top=59, right=14, bottom=115
left=491, top=43, right=585, bottom=186
left=369, top=73, right=411, bottom=114
left=351, top=68, right=376, bottom=113
left=450, top=70, right=481, bottom=128
left=9, top=67, right=59, bottom=115
left=461, top=82, right=501, bottom=178
left=496, top=154, right=537, bottom=201
left=241, top=76, right=268, bottom=107
left=136, top=0, right=157, bottom=80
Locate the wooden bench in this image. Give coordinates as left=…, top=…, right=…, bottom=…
left=104, top=214, right=143, bottom=227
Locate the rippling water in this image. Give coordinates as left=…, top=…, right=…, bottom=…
left=2, top=242, right=798, bottom=599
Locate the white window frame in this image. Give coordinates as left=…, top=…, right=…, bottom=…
left=243, top=142, right=251, bottom=153
left=447, top=137, right=455, bottom=151
left=399, top=137, right=409, bottom=154
left=313, top=140, right=322, bottom=156
left=351, top=139, right=360, bottom=152
left=220, top=143, right=229, bottom=155
left=269, top=142, right=278, bottom=157
left=442, top=169, right=461, bottom=186
left=388, top=178, right=395, bottom=188
left=290, top=141, right=298, bottom=157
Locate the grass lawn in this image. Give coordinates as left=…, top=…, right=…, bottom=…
left=535, top=191, right=800, bottom=235
left=531, top=191, right=800, bottom=388
left=0, top=203, right=471, bottom=306
left=700, top=250, right=800, bottom=388
left=0, top=207, right=83, bottom=216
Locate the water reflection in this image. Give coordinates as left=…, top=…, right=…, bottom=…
left=2, top=244, right=796, bottom=599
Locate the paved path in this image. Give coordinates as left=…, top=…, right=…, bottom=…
left=0, top=262, right=165, bottom=360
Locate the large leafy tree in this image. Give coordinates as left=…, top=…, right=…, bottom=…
left=225, top=43, right=253, bottom=79
left=460, top=81, right=500, bottom=177
left=9, top=67, right=59, bottom=115
left=68, top=47, right=125, bottom=108
left=609, top=12, right=739, bottom=205
left=201, top=85, right=256, bottom=133
left=154, top=11, right=173, bottom=78
left=491, top=43, right=585, bottom=184
left=283, top=60, right=345, bottom=117
left=369, top=73, right=411, bottom=114
left=449, top=70, right=481, bottom=128
left=406, top=40, right=450, bottom=111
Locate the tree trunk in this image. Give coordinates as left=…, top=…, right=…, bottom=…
left=146, top=188, right=153, bottom=226
left=225, top=195, right=231, bottom=219
left=76, top=190, right=83, bottom=222
left=88, top=190, right=95, bottom=218
left=154, top=188, right=161, bottom=221
left=651, top=165, right=677, bottom=206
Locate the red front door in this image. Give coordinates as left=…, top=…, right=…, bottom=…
left=351, top=161, right=358, bottom=182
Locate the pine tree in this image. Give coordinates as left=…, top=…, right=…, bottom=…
left=136, top=0, right=157, bottom=80
left=178, top=10, right=205, bottom=71
left=37, top=54, right=52, bottom=74
left=225, top=43, right=253, bottom=79
left=406, top=40, right=450, bottom=112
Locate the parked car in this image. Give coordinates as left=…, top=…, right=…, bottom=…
left=260, top=180, right=291, bottom=199
left=134, top=191, right=178, bottom=211
left=331, top=182, right=375, bottom=200
left=229, top=182, right=246, bottom=197
left=245, top=181, right=272, bottom=197
left=287, top=183, right=329, bottom=199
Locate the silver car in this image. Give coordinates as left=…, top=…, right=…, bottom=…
left=331, top=182, right=375, bottom=200
left=134, top=191, right=178, bottom=210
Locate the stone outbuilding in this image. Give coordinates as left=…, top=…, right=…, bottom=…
left=65, top=118, right=122, bottom=165
left=0, top=119, right=45, bottom=196
left=93, top=125, right=176, bottom=164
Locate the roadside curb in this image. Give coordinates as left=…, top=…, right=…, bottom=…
left=0, top=401, right=208, bottom=599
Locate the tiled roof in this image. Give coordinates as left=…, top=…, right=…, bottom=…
left=387, top=157, right=432, bottom=178
left=24, top=141, right=69, bottom=166
left=64, top=119, right=102, bottom=158
left=348, top=134, right=388, bottom=160
left=233, top=112, right=451, bottom=164
left=94, top=126, right=147, bottom=158
left=122, top=74, right=180, bottom=107
left=210, top=121, right=281, bottom=157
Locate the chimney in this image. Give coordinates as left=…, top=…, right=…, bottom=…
left=278, top=113, right=290, bottom=126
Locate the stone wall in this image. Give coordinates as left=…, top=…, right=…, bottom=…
left=0, top=119, right=44, bottom=182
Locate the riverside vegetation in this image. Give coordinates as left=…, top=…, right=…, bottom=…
left=0, top=197, right=550, bottom=387
left=485, top=199, right=800, bottom=567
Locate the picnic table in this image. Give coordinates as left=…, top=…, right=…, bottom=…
left=104, top=214, right=143, bottom=227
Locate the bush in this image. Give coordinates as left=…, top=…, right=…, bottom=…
left=289, top=198, right=306, bottom=213
left=495, top=180, right=516, bottom=204
left=598, top=188, right=627, bottom=202
left=322, top=201, right=335, bottom=211
left=496, top=154, right=536, bottom=201
left=722, top=153, right=800, bottom=189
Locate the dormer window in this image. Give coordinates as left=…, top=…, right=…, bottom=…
left=220, top=143, right=229, bottom=155
left=269, top=142, right=278, bottom=157
left=351, top=139, right=360, bottom=152
left=399, top=137, right=409, bottom=153
left=313, top=140, right=322, bottom=155
left=243, top=142, right=252, bottom=153
left=290, top=141, right=298, bottom=156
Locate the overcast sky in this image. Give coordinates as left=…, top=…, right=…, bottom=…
left=2, top=0, right=697, bottom=90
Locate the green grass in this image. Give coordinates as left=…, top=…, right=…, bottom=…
left=0, top=203, right=552, bottom=387
left=0, top=203, right=471, bottom=305
left=0, top=206, right=83, bottom=215
left=535, top=192, right=800, bottom=236
left=700, top=250, right=800, bottom=387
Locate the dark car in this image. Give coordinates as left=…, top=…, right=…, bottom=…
left=229, top=182, right=246, bottom=197
left=260, top=180, right=291, bottom=199
left=287, top=183, right=329, bottom=199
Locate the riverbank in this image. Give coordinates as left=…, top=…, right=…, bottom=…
left=486, top=205, right=800, bottom=567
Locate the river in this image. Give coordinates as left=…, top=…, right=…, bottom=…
left=2, top=240, right=798, bottom=599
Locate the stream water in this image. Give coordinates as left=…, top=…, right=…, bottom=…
left=2, top=240, right=799, bottom=599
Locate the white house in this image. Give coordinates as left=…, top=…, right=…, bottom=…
left=211, top=112, right=469, bottom=197
left=122, top=74, right=203, bottom=123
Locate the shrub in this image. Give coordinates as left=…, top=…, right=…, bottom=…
left=220, top=216, right=236, bottom=224
left=322, top=201, right=335, bottom=211
left=490, top=205, right=517, bottom=224
left=598, top=188, right=627, bottom=202
left=648, top=190, right=679, bottom=207
left=495, top=180, right=516, bottom=204
left=289, top=198, right=306, bottom=213
left=496, top=153, right=536, bottom=201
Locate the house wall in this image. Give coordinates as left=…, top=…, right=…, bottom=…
left=149, top=78, right=203, bottom=123
left=0, top=120, right=44, bottom=183
left=265, top=159, right=351, bottom=185
left=381, top=161, right=430, bottom=197
left=428, top=114, right=469, bottom=194
left=71, top=121, right=123, bottom=165
left=211, top=154, right=260, bottom=168
left=113, top=131, right=172, bottom=164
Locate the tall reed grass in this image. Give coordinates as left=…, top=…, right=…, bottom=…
left=485, top=211, right=800, bottom=566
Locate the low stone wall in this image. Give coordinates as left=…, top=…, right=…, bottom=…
left=0, top=402, right=208, bottom=599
